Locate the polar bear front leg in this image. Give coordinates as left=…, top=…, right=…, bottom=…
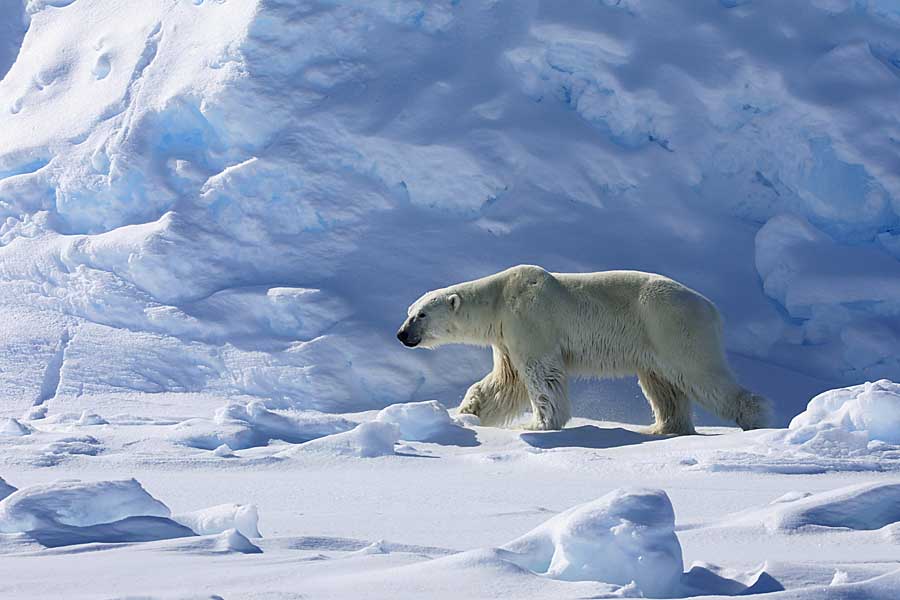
left=520, top=353, right=571, bottom=430
left=459, top=348, right=531, bottom=427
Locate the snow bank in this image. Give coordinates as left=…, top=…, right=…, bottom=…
left=286, top=422, right=400, bottom=458
left=705, top=380, right=900, bottom=473
left=763, top=482, right=900, bottom=533
left=174, top=503, right=261, bottom=538
left=0, top=479, right=168, bottom=533
left=0, top=478, right=266, bottom=550
left=1, top=0, right=899, bottom=422
left=502, top=488, right=683, bottom=598
left=171, top=400, right=357, bottom=450
left=789, top=379, right=900, bottom=445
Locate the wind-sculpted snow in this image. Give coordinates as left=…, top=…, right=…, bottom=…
left=502, top=488, right=683, bottom=597
left=0, top=479, right=169, bottom=533
left=702, top=379, right=900, bottom=473
left=1, top=1, right=900, bottom=424
left=0, top=477, right=263, bottom=550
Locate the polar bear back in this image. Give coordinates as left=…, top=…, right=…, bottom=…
left=489, top=266, right=723, bottom=378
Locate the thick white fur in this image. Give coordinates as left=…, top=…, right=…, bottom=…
left=402, top=265, right=771, bottom=434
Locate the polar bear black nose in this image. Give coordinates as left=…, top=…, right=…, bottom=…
left=397, top=329, right=409, bottom=343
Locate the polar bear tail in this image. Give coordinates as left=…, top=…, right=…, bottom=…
left=733, top=390, right=772, bottom=431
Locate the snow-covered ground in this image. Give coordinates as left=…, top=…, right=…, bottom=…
left=1, top=0, right=900, bottom=598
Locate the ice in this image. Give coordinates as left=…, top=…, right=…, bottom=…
left=174, top=503, right=261, bottom=539
left=789, top=379, right=900, bottom=444
left=704, top=380, right=900, bottom=473
left=0, top=418, right=32, bottom=436
left=286, top=421, right=400, bottom=458
left=502, top=488, right=683, bottom=598
left=766, top=482, right=900, bottom=532
left=171, top=400, right=357, bottom=450
left=0, top=477, right=15, bottom=501
left=375, top=401, right=466, bottom=442
left=212, top=528, right=262, bottom=554
left=0, top=479, right=169, bottom=533
left=0, top=0, right=897, bottom=425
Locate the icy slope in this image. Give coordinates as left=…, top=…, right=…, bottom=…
left=1, top=1, right=899, bottom=423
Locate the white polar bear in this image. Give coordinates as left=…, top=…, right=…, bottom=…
left=397, top=265, right=770, bottom=434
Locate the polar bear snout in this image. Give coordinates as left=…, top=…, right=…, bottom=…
left=396, top=326, right=420, bottom=347
left=397, top=318, right=422, bottom=347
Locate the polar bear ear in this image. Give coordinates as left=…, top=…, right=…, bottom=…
left=448, top=293, right=461, bottom=312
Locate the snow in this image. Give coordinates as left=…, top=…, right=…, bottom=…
left=375, top=400, right=474, bottom=444
left=174, top=503, right=261, bottom=539
left=761, top=481, right=900, bottom=532
left=1, top=0, right=900, bottom=597
left=702, top=380, right=900, bottom=474
left=0, top=477, right=15, bottom=502
left=789, top=379, right=900, bottom=444
left=502, top=488, right=683, bottom=597
left=287, top=421, right=401, bottom=458
left=0, top=479, right=168, bottom=533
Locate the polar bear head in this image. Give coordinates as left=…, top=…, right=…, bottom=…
left=397, top=290, right=462, bottom=348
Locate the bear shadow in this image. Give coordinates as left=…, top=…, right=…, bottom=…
left=425, top=424, right=480, bottom=447
left=519, top=425, right=659, bottom=450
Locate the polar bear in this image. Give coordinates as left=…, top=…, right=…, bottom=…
left=396, top=265, right=770, bottom=434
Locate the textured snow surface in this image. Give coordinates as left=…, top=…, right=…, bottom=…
left=3, top=407, right=900, bottom=598
left=1, top=0, right=899, bottom=428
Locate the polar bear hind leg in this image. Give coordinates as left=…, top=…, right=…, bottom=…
left=638, top=370, right=696, bottom=435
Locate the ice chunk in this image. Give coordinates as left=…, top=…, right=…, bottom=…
left=0, top=477, right=16, bottom=501
left=0, top=479, right=169, bottom=533
left=287, top=422, right=400, bottom=458
left=501, top=488, right=683, bottom=597
left=174, top=503, right=261, bottom=538
left=0, top=417, right=33, bottom=436
left=76, top=411, right=108, bottom=426
left=375, top=401, right=454, bottom=441
left=171, top=400, right=357, bottom=450
left=213, top=529, right=262, bottom=554
left=789, top=379, right=900, bottom=444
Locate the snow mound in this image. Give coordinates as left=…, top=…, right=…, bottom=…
left=376, top=401, right=454, bottom=441
left=213, top=528, right=262, bottom=554
left=501, top=488, right=683, bottom=598
left=789, top=379, right=900, bottom=445
left=171, top=400, right=357, bottom=450
left=763, top=482, right=900, bottom=532
left=0, top=479, right=169, bottom=533
left=0, top=417, right=33, bottom=436
left=174, top=503, right=261, bottom=538
left=286, top=422, right=400, bottom=458
left=375, top=400, right=476, bottom=446
left=0, top=477, right=16, bottom=501
left=705, top=381, right=900, bottom=473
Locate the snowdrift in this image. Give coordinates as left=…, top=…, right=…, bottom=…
left=0, top=478, right=261, bottom=550
left=1, top=1, right=899, bottom=423
left=502, top=488, right=683, bottom=597
left=705, top=379, right=900, bottom=473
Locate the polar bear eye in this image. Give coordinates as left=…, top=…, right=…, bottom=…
left=417, top=311, right=427, bottom=319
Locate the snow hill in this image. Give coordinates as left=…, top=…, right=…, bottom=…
left=1, top=0, right=899, bottom=426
